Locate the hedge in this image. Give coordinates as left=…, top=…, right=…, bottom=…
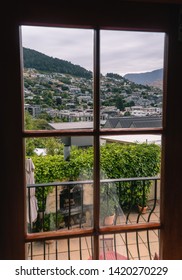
left=30, top=143, right=161, bottom=211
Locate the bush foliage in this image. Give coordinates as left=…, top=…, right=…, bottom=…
left=31, top=143, right=161, bottom=211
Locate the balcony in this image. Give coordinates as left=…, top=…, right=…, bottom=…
left=26, top=176, right=160, bottom=260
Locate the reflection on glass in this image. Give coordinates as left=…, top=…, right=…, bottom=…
left=100, top=134, right=161, bottom=227
left=100, top=182, right=125, bottom=227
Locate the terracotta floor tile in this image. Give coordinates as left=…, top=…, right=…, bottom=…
left=128, top=243, right=149, bottom=259
left=148, top=241, right=159, bottom=257
left=139, top=230, right=159, bottom=243
left=124, top=232, right=143, bottom=245
left=28, top=219, right=160, bottom=260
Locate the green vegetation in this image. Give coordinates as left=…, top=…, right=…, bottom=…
left=101, top=143, right=160, bottom=209
left=25, top=111, right=54, bottom=156
left=23, top=48, right=162, bottom=120
left=25, top=104, right=160, bottom=214
left=100, top=143, right=160, bottom=179
left=106, top=73, right=125, bottom=81
left=30, top=142, right=160, bottom=212
left=24, top=48, right=162, bottom=231
left=23, top=47, right=92, bottom=79
left=35, top=212, right=64, bottom=232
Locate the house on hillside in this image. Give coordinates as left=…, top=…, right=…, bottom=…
left=103, top=116, right=162, bottom=129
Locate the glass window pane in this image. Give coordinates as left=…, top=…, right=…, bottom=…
left=25, top=136, right=93, bottom=233
left=100, top=30, right=164, bottom=129
left=26, top=236, right=93, bottom=260
left=21, top=26, right=93, bottom=130
left=26, top=230, right=159, bottom=260
left=100, top=134, right=161, bottom=227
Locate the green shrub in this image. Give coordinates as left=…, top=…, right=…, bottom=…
left=35, top=212, right=64, bottom=232
left=31, top=143, right=160, bottom=213
left=100, top=143, right=160, bottom=209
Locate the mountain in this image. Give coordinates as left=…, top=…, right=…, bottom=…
left=124, top=69, right=163, bottom=88
left=23, top=47, right=92, bottom=79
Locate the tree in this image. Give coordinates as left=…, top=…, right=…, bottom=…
left=115, top=96, right=125, bottom=111
left=56, top=97, right=62, bottom=106
left=25, top=111, right=35, bottom=130
left=124, top=111, right=131, bottom=116
left=44, top=138, right=64, bottom=156
left=25, top=112, right=51, bottom=156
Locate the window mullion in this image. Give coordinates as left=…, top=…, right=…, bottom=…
left=93, top=28, right=100, bottom=260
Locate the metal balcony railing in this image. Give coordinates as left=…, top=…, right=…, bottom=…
left=26, top=176, right=160, bottom=260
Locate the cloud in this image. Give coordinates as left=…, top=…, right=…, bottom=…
left=22, top=26, right=93, bottom=69
left=100, top=30, right=164, bottom=75
left=21, top=26, right=164, bottom=76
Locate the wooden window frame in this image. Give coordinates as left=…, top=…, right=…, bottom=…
left=22, top=27, right=162, bottom=260
left=2, top=2, right=182, bottom=260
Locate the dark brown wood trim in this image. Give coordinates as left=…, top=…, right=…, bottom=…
left=99, top=222, right=161, bottom=235
left=25, top=228, right=94, bottom=242
left=23, top=129, right=94, bottom=137
left=100, top=128, right=163, bottom=135
left=17, top=2, right=171, bottom=32
left=4, top=1, right=182, bottom=260
left=23, top=128, right=163, bottom=138
left=93, top=28, right=101, bottom=260
left=159, top=5, right=182, bottom=260
left=25, top=222, right=161, bottom=243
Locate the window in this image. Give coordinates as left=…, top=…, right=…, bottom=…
left=3, top=1, right=182, bottom=262
left=21, top=25, right=165, bottom=260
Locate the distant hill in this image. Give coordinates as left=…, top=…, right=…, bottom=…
left=124, top=69, right=163, bottom=88
left=23, top=47, right=92, bottom=79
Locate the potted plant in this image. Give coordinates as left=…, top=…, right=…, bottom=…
left=133, top=180, right=151, bottom=214
left=100, top=202, right=116, bottom=226
left=44, top=212, right=64, bottom=231
left=137, top=194, right=149, bottom=214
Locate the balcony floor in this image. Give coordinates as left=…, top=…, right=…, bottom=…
left=27, top=200, right=159, bottom=260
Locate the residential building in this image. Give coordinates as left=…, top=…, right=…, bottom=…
left=24, top=104, right=41, bottom=117
left=104, top=116, right=162, bottom=129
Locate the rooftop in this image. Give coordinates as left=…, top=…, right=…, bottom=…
left=101, top=134, right=161, bottom=145
left=49, top=121, right=94, bottom=130
left=104, top=116, right=162, bottom=129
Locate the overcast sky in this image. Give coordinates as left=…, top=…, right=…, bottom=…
left=21, top=25, right=165, bottom=76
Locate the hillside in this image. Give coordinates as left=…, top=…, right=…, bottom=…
left=23, top=47, right=92, bottom=79
left=124, top=69, right=163, bottom=88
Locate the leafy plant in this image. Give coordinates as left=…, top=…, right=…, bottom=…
left=30, top=142, right=160, bottom=214
left=35, top=212, right=64, bottom=232
left=100, top=143, right=160, bottom=210
left=135, top=180, right=151, bottom=207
